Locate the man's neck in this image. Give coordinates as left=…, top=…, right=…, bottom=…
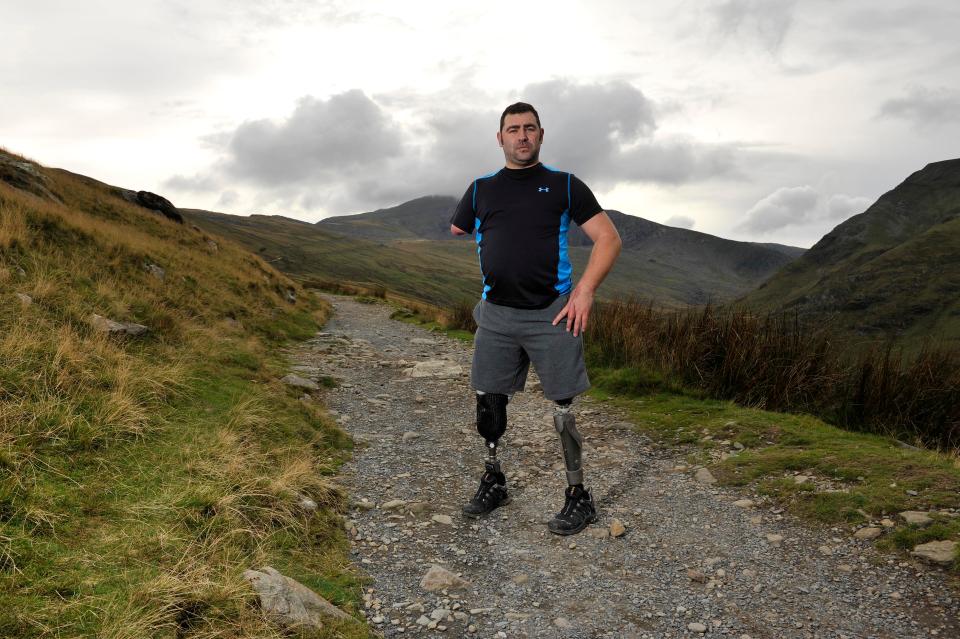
left=504, top=160, right=541, bottom=170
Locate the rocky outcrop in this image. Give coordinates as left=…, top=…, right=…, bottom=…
left=118, top=189, right=184, bottom=224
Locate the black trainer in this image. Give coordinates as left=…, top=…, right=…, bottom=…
left=547, top=485, right=597, bottom=535
left=462, top=463, right=511, bottom=518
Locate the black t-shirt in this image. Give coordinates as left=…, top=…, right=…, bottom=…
left=450, top=163, right=602, bottom=309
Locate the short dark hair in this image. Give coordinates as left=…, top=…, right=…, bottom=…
left=500, top=102, right=541, bottom=131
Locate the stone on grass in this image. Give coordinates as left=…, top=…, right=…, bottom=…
left=910, top=540, right=957, bottom=566
left=90, top=313, right=149, bottom=337
left=420, top=564, right=472, bottom=592
left=15, top=293, right=31, bottom=306
left=899, top=511, right=933, bottom=527
left=145, top=263, right=165, bottom=280
left=854, top=527, right=882, bottom=540
left=280, top=374, right=319, bottom=390
left=244, top=566, right=352, bottom=629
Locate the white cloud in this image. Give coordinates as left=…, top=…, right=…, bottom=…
left=737, top=185, right=870, bottom=234
left=665, top=214, right=695, bottom=229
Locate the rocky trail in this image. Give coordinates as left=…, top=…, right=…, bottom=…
left=285, top=295, right=959, bottom=638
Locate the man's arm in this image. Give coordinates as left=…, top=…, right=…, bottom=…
left=552, top=212, right=621, bottom=336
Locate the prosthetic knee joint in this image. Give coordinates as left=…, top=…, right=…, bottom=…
left=476, top=391, right=509, bottom=474
left=554, top=398, right=584, bottom=486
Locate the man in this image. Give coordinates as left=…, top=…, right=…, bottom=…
left=449, top=102, right=622, bottom=535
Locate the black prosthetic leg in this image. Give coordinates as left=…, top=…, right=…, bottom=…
left=462, top=392, right=512, bottom=518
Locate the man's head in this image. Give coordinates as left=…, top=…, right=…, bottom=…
left=497, top=102, right=544, bottom=169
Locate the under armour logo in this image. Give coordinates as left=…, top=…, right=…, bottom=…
left=538, top=187, right=550, bottom=192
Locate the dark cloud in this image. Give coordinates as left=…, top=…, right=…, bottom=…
left=224, top=90, right=403, bottom=184
left=879, top=86, right=960, bottom=128
left=167, top=80, right=747, bottom=215
left=523, top=80, right=740, bottom=187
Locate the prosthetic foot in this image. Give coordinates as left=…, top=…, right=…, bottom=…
left=547, top=484, right=597, bottom=535
left=462, top=458, right=511, bottom=518
left=548, top=399, right=597, bottom=535
left=463, top=392, right=512, bottom=518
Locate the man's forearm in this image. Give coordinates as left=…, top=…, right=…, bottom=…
left=576, top=234, right=621, bottom=293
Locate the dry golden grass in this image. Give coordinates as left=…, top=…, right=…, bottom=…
left=0, top=201, right=28, bottom=249
left=1, top=151, right=362, bottom=636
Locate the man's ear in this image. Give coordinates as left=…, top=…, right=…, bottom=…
left=496, top=131, right=503, bottom=147
left=539, top=127, right=544, bottom=143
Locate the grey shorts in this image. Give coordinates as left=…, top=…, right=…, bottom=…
left=471, top=295, right=590, bottom=401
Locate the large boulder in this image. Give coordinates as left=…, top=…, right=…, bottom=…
left=118, top=188, right=184, bottom=224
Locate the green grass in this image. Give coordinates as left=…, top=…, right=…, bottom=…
left=588, top=366, right=960, bottom=571
left=1, top=148, right=371, bottom=637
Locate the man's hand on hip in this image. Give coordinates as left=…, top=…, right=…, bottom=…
left=552, top=286, right=594, bottom=337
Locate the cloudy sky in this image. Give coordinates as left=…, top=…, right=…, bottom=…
left=3, top=1, right=959, bottom=247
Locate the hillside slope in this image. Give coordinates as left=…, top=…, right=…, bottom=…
left=188, top=194, right=803, bottom=308
left=742, top=159, right=960, bottom=345
left=318, top=196, right=804, bottom=287
left=0, top=148, right=365, bottom=637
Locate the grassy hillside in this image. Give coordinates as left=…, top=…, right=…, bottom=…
left=743, top=158, right=960, bottom=347
left=188, top=203, right=800, bottom=307
left=0, top=149, right=367, bottom=637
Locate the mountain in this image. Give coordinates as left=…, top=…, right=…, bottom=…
left=308, top=196, right=804, bottom=305
left=741, top=158, right=960, bottom=345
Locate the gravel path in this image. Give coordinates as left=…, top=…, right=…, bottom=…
left=288, top=295, right=959, bottom=639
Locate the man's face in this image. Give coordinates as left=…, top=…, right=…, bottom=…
left=497, top=112, right=544, bottom=168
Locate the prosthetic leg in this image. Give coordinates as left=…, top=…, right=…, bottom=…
left=462, top=391, right=512, bottom=518
left=548, top=398, right=597, bottom=535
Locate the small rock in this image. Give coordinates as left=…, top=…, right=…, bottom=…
left=382, top=499, right=406, bottom=510
left=766, top=533, right=784, bottom=546
left=431, top=514, right=453, bottom=526
left=910, top=540, right=957, bottom=565
left=687, top=569, right=707, bottom=583
left=794, top=475, right=810, bottom=484
left=296, top=495, right=318, bottom=513
left=402, top=431, right=419, bottom=443
left=511, top=573, right=529, bottom=585
left=695, top=468, right=717, bottom=485
left=419, top=565, right=471, bottom=592
left=243, top=566, right=352, bottom=629
left=145, top=263, right=165, bottom=280
left=818, top=545, right=833, bottom=556
left=733, top=499, right=754, bottom=508
left=609, top=518, right=627, bottom=537
left=553, top=617, right=573, bottom=629
left=880, top=518, right=896, bottom=528
left=899, top=511, right=933, bottom=526
left=15, top=293, right=31, bottom=306
left=854, top=527, right=882, bottom=540
left=89, top=313, right=149, bottom=337
left=688, top=622, right=707, bottom=633
left=280, top=374, right=319, bottom=390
